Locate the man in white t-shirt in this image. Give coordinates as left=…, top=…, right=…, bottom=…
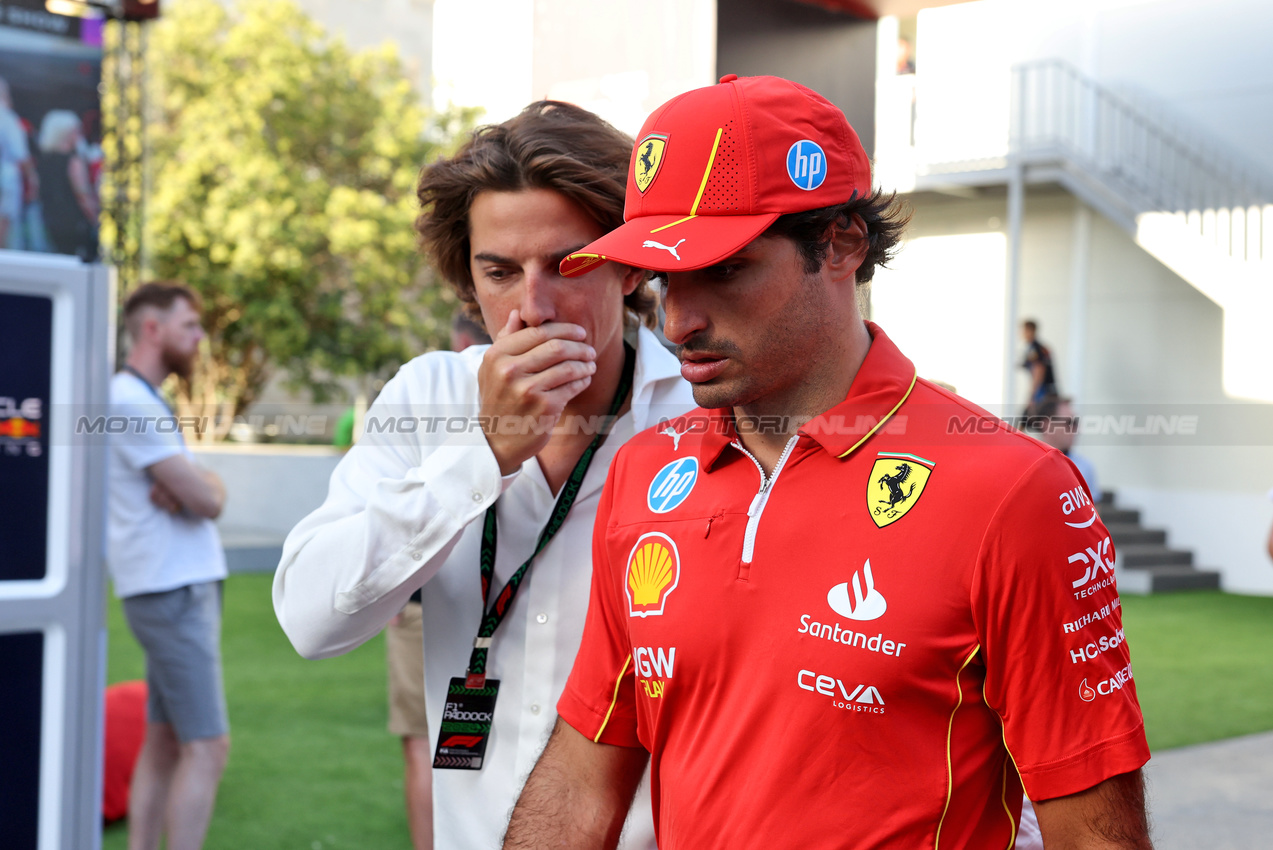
left=108, top=282, right=228, bottom=850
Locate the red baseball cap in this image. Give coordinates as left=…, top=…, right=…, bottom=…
left=560, top=74, right=871, bottom=277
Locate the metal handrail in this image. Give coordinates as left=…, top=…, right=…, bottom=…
left=1011, top=60, right=1271, bottom=263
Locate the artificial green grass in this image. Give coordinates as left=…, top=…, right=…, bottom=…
left=100, top=579, right=1273, bottom=845
left=102, top=573, right=410, bottom=850
left=1120, top=590, right=1273, bottom=751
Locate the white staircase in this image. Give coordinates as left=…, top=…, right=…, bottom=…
left=892, top=59, right=1273, bottom=400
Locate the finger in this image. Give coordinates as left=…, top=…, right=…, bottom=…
left=495, top=309, right=525, bottom=341
left=520, top=358, right=598, bottom=395
left=493, top=322, right=589, bottom=357
left=507, top=340, right=597, bottom=378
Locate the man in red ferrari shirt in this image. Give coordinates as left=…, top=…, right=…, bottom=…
left=503, top=75, right=1151, bottom=850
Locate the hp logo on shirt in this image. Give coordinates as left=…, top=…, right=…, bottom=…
left=647, top=457, right=699, bottom=514
left=786, top=139, right=827, bottom=191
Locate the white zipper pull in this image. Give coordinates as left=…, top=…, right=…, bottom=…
left=747, top=492, right=764, bottom=517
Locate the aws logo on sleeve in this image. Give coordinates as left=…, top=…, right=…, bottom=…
left=625, top=532, right=681, bottom=618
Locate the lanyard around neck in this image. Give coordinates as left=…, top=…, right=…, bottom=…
left=124, top=365, right=175, bottom=416
left=465, top=341, right=636, bottom=688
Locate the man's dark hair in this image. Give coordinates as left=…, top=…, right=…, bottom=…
left=122, top=282, right=200, bottom=338
left=415, top=101, right=658, bottom=329
left=763, top=188, right=911, bottom=283
left=1023, top=319, right=1039, bottom=333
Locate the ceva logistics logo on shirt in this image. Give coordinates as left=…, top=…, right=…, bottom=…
left=626, top=532, right=681, bottom=618
left=647, top=457, right=698, bottom=513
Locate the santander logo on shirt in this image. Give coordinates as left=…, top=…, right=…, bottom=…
left=827, top=559, right=888, bottom=622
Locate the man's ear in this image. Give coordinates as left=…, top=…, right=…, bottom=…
left=619, top=264, right=646, bottom=298
left=826, top=213, right=869, bottom=284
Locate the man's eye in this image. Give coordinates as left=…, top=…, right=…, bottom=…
left=706, top=263, right=742, bottom=279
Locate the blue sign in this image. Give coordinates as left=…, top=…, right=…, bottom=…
left=786, top=139, right=827, bottom=191
left=647, top=457, right=699, bottom=514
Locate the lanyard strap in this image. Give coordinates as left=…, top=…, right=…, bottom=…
left=466, top=341, right=636, bottom=687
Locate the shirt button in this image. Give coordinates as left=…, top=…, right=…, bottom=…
left=536, top=613, right=548, bottom=624
left=530, top=704, right=541, bottom=715
left=472, top=490, right=483, bottom=502
left=411, top=552, right=422, bottom=561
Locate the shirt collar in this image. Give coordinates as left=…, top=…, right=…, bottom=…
left=688, top=322, right=918, bottom=470
left=630, top=323, right=686, bottom=433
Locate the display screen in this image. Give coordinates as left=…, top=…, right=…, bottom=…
left=0, top=291, right=51, bottom=581
left=0, top=630, right=43, bottom=850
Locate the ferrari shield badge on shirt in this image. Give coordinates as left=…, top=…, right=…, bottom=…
left=867, top=452, right=934, bottom=528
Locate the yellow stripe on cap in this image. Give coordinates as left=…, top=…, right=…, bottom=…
left=650, top=215, right=697, bottom=234
left=646, top=128, right=723, bottom=237
left=690, top=128, right=724, bottom=215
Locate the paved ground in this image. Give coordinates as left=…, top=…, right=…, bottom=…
left=1146, top=731, right=1273, bottom=849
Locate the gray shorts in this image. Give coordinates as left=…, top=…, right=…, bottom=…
left=121, top=580, right=229, bottom=742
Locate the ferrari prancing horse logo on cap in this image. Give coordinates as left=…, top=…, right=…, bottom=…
left=634, top=133, right=668, bottom=193
left=867, top=452, right=935, bottom=528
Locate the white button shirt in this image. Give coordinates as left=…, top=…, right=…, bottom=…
left=274, top=325, right=693, bottom=849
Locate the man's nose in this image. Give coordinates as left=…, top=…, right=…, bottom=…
left=518, top=267, right=558, bottom=327
left=660, top=276, right=705, bottom=346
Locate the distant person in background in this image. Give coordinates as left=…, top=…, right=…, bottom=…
left=109, top=283, right=230, bottom=850
left=1266, top=489, right=1273, bottom=563
left=0, top=77, right=38, bottom=250
left=896, top=37, right=916, bottom=74
left=1029, top=394, right=1100, bottom=502
left=1021, top=319, right=1058, bottom=407
left=384, top=307, right=491, bottom=850
left=36, top=109, right=99, bottom=259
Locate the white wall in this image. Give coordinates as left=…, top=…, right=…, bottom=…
left=912, top=0, right=1273, bottom=177
left=433, top=0, right=715, bottom=134
left=192, top=445, right=343, bottom=546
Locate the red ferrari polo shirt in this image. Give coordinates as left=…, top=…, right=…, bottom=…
left=558, top=323, right=1149, bottom=849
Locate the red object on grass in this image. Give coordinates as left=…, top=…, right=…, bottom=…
left=102, top=680, right=147, bottom=823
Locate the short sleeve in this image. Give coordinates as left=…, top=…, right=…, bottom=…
left=973, top=451, right=1150, bottom=801
left=557, top=465, right=643, bottom=748
left=109, top=385, right=185, bottom=472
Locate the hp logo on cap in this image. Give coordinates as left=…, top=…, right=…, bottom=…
left=786, top=140, right=827, bottom=191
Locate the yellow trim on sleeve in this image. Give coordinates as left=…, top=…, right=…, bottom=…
left=935, top=645, right=981, bottom=850
left=986, top=680, right=1024, bottom=849
left=593, top=654, right=633, bottom=744
left=837, top=370, right=919, bottom=459
left=689, top=128, right=724, bottom=215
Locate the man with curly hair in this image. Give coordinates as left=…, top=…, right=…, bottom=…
left=274, top=101, right=693, bottom=848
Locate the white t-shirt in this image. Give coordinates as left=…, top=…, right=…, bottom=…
left=107, top=371, right=226, bottom=598
left=274, top=324, right=694, bottom=849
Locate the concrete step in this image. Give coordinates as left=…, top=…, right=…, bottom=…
left=1104, top=523, right=1167, bottom=546
left=1098, top=507, right=1141, bottom=525
left=1117, top=565, right=1222, bottom=594
left=1119, top=544, right=1194, bottom=568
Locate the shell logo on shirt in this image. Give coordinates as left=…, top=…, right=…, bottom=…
left=867, top=452, right=935, bottom=528
left=625, top=532, right=681, bottom=618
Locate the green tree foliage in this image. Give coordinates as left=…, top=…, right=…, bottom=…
left=143, top=0, right=473, bottom=425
